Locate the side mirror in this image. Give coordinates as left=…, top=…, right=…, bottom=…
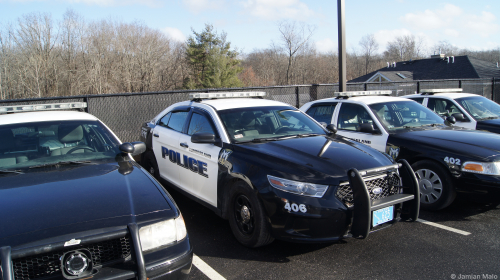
left=326, top=124, right=337, bottom=134
left=192, top=132, right=218, bottom=144
left=359, top=123, right=380, bottom=134
left=445, top=116, right=456, bottom=126
left=119, top=141, right=146, bottom=156
left=452, top=113, right=466, bottom=122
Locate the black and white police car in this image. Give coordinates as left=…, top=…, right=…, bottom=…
left=300, top=91, right=500, bottom=210
left=404, top=88, right=500, bottom=133
left=139, top=92, right=420, bottom=248
left=0, top=103, right=192, bottom=280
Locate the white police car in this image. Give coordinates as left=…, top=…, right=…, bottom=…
left=139, top=92, right=420, bottom=248
left=300, top=91, right=500, bottom=210
left=0, top=103, right=192, bottom=280
left=405, top=88, right=500, bottom=133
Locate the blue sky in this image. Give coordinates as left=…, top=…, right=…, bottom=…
left=1, top=0, right=499, bottom=55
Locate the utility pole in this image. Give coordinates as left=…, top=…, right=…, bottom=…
left=338, top=0, right=346, bottom=92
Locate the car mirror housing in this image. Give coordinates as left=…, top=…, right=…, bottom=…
left=326, top=124, right=337, bottom=134
left=452, top=113, right=466, bottom=122
left=192, top=132, right=218, bottom=144
left=359, top=123, right=380, bottom=134
left=119, top=141, right=146, bottom=156
left=445, top=116, right=456, bottom=126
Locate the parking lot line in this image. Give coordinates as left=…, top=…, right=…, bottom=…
left=193, top=254, right=227, bottom=280
left=417, top=219, right=471, bottom=236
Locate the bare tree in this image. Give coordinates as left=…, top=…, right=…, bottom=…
left=276, top=20, right=316, bottom=84
left=384, top=34, right=425, bottom=62
left=359, top=34, right=379, bottom=75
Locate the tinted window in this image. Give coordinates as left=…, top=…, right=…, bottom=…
left=306, top=104, right=336, bottom=124
left=369, top=101, right=445, bottom=131
left=158, top=112, right=171, bottom=127
left=457, top=96, right=500, bottom=120
left=188, top=113, right=215, bottom=135
left=337, top=103, right=376, bottom=131
left=427, top=98, right=463, bottom=118
left=410, top=98, right=424, bottom=104
left=167, top=111, right=189, bottom=132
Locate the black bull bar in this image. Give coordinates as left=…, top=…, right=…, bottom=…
left=348, top=159, right=420, bottom=239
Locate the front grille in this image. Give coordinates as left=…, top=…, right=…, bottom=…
left=336, top=172, right=401, bottom=207
left=12, top=236, right=132, bottom=280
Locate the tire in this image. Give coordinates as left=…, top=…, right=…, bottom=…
left=142, top=151, right=160, bottom=180
left=412, top=160, right=456, bottom=211
left=228, top=181, right=274, bottom=248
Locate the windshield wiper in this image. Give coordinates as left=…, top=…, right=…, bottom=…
left=480, top=116, right=499, bottom=120
left=235, top=135, right=298, bottom=143
left=29, top=161, right=94, bottom=169
left=0, top=169, right=24, bottom=174
left=296, top=133, right=322, bottom=137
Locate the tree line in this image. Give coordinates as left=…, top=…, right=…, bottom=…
left=1, top=11, right=499, bottom=100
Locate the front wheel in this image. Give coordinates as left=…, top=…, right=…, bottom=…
left=228, top=181, right=274, bottom=248
left=412, top=160, right=456, bottom=210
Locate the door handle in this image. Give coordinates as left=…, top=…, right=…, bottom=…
left=180, top=143, right=189, bottom=148
left=153, top=133, right=159, bottom=138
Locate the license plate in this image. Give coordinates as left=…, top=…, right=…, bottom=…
left=372, top=206, right=394, bottom=227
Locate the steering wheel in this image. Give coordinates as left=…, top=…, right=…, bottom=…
left=67, top=146, right=96, bottom=154
left=273, top=126, right=289, bottom=134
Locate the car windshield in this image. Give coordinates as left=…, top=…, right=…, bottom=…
left=369, top=100, right=445, bottom=132
left=456, top=96, right=500, bottom=120
left=0, top=120, right=121, bottom=171
left=218, top=106, right=326, bottom=143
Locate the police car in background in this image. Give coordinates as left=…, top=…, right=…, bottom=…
left=300, top=91, right=500, bottom=210
left=404, top=88, right=500, bottom=133
left=0, top=103, right=192, bottom=280
left=139, top=92, right=420, bottom=248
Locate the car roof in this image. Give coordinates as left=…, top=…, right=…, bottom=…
left=312, top=96, right=410, bottom=105
left=178, top=98, right=292, bottom=111
left=405, top=92, right=476, bottom=99
left=0, top=111, right=98, bottom=126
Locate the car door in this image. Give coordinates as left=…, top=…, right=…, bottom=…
left=334, top=102, right=389, bottom=152
left=152, top=108, right=190, bottom=187
left=177, top=108, right=221, bottom=207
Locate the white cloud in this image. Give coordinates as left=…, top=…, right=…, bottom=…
left=315, top=38, right=336, bottom=53
left=69, top=0, right=163, bottom=7
left=162, top=27, right=186, bottom=42
left=182, top=0, right=225, bottom=14
left=400, top=4, right=462, bottom=30
left=463, top=11, right=499, bottom=37
left=241, top=0, right=314, bottom=21
left=373, top=28, right=412, bottom=50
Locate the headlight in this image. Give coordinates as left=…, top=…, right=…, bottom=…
left=462, top=161, right=500, bottom=175
left=139, top=214, right=187, bottom=251
left=267, top=175, right=329, bottom=197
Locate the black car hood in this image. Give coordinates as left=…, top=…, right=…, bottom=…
left=477, top=118, right=500, bottom=134
left=393, top=128, right=500, bottom=160
left=237, top=135, right=394, bottom=179
left=0, top=162, right=171, bottom=243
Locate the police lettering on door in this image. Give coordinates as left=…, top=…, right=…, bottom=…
left=161, top=146, right=208, bottom=177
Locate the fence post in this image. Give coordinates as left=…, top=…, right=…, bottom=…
left=364, top=83, right=367, bottom=91
left=492, top=77, right=495, bottom=102
left=416, top=81, right=420, bottom=93
left=459, top=80, right=462, bottom=89
left=295, top=86, right=300, bottom=108
left=309, top=84, right=318, bottom=102
left=84, top=95, right=90, bottom=113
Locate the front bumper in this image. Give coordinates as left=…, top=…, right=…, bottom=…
left=453, top=172, right=500, bottom=201
left=1, top=223, right=192, bottom=280
left=261, top=160, right=420, bottom=242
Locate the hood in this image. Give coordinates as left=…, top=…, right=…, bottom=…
left=477, top=118, right=500, bottom=134
left=394, top=128, right=500, bottom=160
left=0, top=162, right=172, bottom=244
left=237, top=135, right=394, bottom=181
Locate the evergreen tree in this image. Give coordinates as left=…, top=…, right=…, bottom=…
left=184, top=24, right=243, bottom=89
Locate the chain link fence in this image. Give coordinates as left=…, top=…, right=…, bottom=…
left=0, top=78, right=497, bottom=143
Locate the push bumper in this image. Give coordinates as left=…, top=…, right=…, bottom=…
left=0, top=223, right=193, bottom=280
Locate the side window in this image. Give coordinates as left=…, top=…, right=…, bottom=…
left=338, top=103, right=376, bottom=131
left=188, top=113, right=215, bottom=136
left=158, top=112, right=172, bottom=127
left=167, top=111, right=189, bottom=132
left=428, top=98, right=461, bottom=117
left=306, top=104, right=336, bottom=124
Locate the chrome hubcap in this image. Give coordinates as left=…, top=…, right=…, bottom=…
left=240, top=205, right=251, bottom=223
left=415, top=169, right=443, bottom=204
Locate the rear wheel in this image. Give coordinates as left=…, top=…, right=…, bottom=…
left=412, top=160, right=456, bottom=210
left=142, top=151, right=160, bottom=180
left=228, top=181, right=274, bottom=248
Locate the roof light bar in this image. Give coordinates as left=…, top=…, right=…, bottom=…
left=419, top=88, right=463, bottom=94
left=335, top=90, right=392, bottom=97
left=189, top=91, right=266, bottom=100
left=0, top=102, right=87, bottom=114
